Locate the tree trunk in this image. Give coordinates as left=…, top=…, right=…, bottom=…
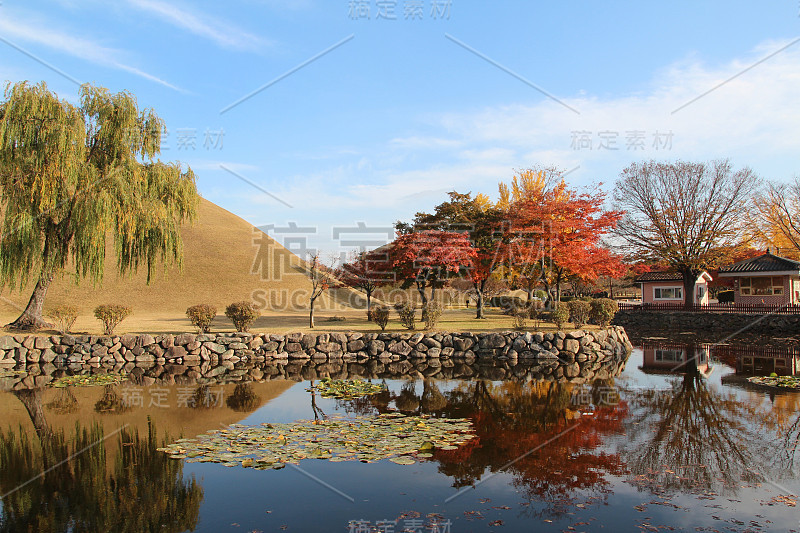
left=6, top=271, right=55, bottom=330
left=681, top=269, right=698, bottom=311
left=524, top=287, right=533, bottom=305
left=14, top=389, right=51, bottom=439
left=683, top=344, right=701, bottom=377
left=474, top=279, right=485, bottom=319
left=415, top=281, right=428, bottom=307
left=555, top=268, right=564, bottom=305
left=365, top=291, right=372, bottom=314
left=309, top=297, right=316, bottom=329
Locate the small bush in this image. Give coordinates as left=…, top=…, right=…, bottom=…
left=366, top=308, right=375, bottom=322
left=225, top=301, right=259, bottom=332
left=48, top=305, right=78, bottom=334
left=528, top=299, right=545, bottom=317
left=717, top=290, right=735, bottom=304
left=534, top=289, right=548, bottom=300
left=551, top=303, right=569, bottom=329
left=528, top=301, right=545, bottom=328
left=186, top=304, right=217, bottom=333
left=512, top=308, right=528, bottom=330
left=373, top=306, right=390, bottom=331
left=94, top=304, right=131, bottom=335
left=422, top=302, right=442, bottom=330
left=590, top=298, right=619, bottom=327
left=568, top=300, right=592, bottom=329
left=396, top=302, right=416, bottom=330
left=326, top=315, right=346, bottom=322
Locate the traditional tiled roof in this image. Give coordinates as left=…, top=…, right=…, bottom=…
left=718, top=252, right=800, bottom=274
left=635, top=270, right=713, bottom=283
left=635, top=271, right=683, bottom=282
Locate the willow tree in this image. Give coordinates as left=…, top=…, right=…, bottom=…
left=0, top=81, right=199, bottom=329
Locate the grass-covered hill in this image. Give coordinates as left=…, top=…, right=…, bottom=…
left=0, top=198, right=362, bottom=330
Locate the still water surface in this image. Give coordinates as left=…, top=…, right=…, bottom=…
left=0, top=343, right=798, bottom=532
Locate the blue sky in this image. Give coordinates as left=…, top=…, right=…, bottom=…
left=1, top=1, right=799, bottom=257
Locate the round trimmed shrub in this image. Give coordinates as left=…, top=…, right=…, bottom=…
left=568, top=300, right=592, bottom=329
left=94, top=304, right=131, bottom=335
left=590, top=298, right=619, bottom=327
left=512, top=307, right=528, bottom=330
left=372, top=306, right=390, bottom=331
left=225, top=301, right=259, bottom=332
left=422, top=302, right=443, bottom=330
left=48, top=304, right=79, bottom=334
left=551, top=302, right=570, bottom=329
left=396, top=302, right=416, bottom=330
left=186, top=304, right=217, bottom=333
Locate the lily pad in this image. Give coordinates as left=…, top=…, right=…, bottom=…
left=307, top=378, right=387, bottom=400
left=0, top=369, right=27, bottom=379
left=747, top=375, right=800, bottom=390
left=51, top=373, right=126, bottom=388
left=159, top=413, right=474, bottom=469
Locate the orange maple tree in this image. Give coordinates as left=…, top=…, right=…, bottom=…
left=504, top=182, right=625, bottom=303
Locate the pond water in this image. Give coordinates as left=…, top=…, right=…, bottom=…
left=0, top=342, right=798, bottom=532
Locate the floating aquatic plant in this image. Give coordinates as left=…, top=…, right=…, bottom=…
left=158, top=413, right=474, bottom=469
left=51, top=373, right=127, bottom=388
left=308, top=378, right=387, bottom=400
left=0, top=369, right=27, bottom=378
left=747, top=375, right=800, bottom=390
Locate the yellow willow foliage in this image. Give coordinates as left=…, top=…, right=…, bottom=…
left=0, top=81, right=199, bottom=289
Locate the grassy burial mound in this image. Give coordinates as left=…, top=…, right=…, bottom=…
left=0, top=198, right=363, bottom=332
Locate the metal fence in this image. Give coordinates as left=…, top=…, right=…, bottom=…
left=618, top=302, right=800, bottom=315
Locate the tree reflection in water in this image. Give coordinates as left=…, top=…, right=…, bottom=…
left=0, top=388, right=203, bottom=533
left=345, top=378, right=629, bottom=518
left=45, top=388, right=78, bottom=415
left=226, top=383, right=261, bottom=413
left=94, top=385, right=130, bottom=414
left=620, top=355, right=787, bottom=496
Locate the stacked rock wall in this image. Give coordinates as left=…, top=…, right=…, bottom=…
left=0, top=328, right=632, bottom=391
left=0, top=328, right=631, bottom=367
left=614, top=310, right=800, bottom=334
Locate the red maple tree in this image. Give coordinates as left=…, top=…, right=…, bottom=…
left=388, top=230, right=477, bottom=305
left=335, top=250, right=393, bottom=315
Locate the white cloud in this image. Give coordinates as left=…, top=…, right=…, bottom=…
left=0, top=14, right=180, bottom=90
left=434, top=37, right=800, bottom=176
left=211, top=37, right=800, bottom=245
left=128, top=0, right=269, bottom=51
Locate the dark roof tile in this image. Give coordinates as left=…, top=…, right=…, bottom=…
left=635, top=271, right=683, bottom=282
left=719, top=253, right=800, bottom=274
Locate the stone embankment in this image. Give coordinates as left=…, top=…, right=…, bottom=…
left=614, top=310, right=800, bottom=335
left=0, top=328, right=632, bottom=390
